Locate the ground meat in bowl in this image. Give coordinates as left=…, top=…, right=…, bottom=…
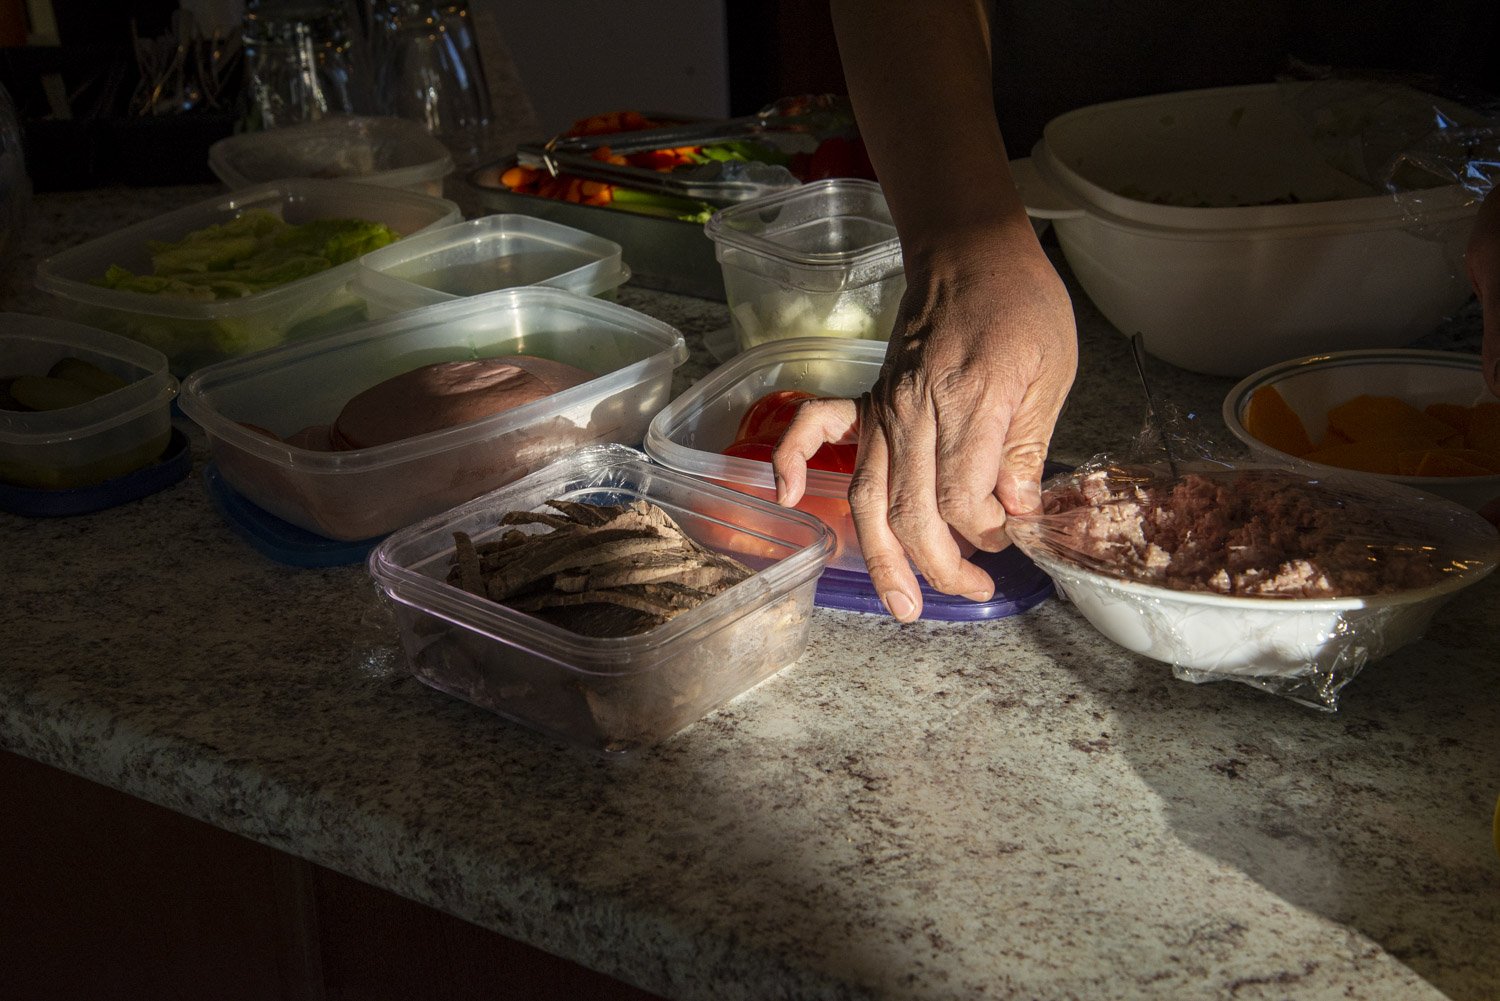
left=1034, top=466, right=1450, bottom=598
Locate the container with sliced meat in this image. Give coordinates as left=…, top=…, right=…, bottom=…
left=367, top=444, right=835, bottom=755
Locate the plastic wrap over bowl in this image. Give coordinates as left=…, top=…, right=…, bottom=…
left=1008, top=462, right=1499, bottom=710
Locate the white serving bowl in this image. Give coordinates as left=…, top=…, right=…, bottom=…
left=1011, top=82, right=1485, bottom=377
left=1223, top=348, right=1500, bottom=513
left=1009, top=464, right=1499, bottom=709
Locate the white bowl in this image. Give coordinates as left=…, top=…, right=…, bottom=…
left=1012, top=82, right=1484, bottom=377
left=1223, top=348, right=1500, bottom=513
left=209, top=115, right=454, bottom=197
left=1009, top=465, right=1499, bottom=709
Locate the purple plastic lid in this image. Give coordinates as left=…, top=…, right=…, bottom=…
left=812, top=460, right=1068, bottom=620
left=814, top=543, right=1053, bottom=620
left=0, top=427, right=192, bottom=517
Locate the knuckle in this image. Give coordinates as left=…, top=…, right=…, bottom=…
left=846, top=474, right=886, bottom=517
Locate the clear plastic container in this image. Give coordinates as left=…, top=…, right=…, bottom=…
left=644, top=336, right=883, bottom=573
left=178, top=286, right=688, bottom=541
left=208, top=115, right=456, bottom=197
left=35, top=179, right=462, bottom=377
left=353, top=214, right=631, bottom=319
left=0, top=313, right=177, bottom=489
left=704, top=178, right=906, bottom=353
left=367, top=444, right=835, bottom=755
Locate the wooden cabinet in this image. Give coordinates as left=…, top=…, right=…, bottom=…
left=0, top=751, right=663, bottom=1001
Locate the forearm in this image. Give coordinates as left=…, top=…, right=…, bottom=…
left=829, top=0, right=1037, bottom=260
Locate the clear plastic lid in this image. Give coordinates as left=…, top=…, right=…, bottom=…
left=705, top=178, right=902, bottom=273
left=353, top=214, right=630, bottom=311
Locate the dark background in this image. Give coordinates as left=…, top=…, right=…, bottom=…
left=4, top=0, right=1499, bottom=189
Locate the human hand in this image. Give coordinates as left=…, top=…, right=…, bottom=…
left=774, top=229, right=1077, bottom=621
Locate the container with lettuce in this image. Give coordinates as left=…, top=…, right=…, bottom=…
left=70, top=209, right=401, bottom=375
left=98, top=210, right=399, bottom=300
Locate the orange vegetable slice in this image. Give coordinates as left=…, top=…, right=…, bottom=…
left=1467, top=402, right=1500, bottom=455
left=1407, top=450, right=1496, bottom=477
left=1424, top=402, right=1472, bottom=434
left=1326, top=394, right=1457, bottom=444
left=1243, top=385, right=1313, bottom=456
left=1304, top=436, right=1441, bottom=475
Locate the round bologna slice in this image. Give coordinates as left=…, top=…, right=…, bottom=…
left=332, top=356, right=594, bottom=450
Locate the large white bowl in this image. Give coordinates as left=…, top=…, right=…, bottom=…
left=1012, top=82, right=1484, bottom=377
left=1223, top=348, right=1500, bottom=513
left=1009, top=465, right=1499, bottom=709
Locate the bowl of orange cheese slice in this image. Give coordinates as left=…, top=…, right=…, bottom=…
left=1223, top=348, right=1500, bottom=516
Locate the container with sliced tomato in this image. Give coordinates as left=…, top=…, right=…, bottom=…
left=645, top=337, right=1058, bottom=620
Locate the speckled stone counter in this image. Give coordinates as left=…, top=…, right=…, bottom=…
left=2, top=186, right=1497, bottom=1001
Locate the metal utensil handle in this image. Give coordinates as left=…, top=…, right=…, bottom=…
left=1130, top=332, right=1178, bottom=478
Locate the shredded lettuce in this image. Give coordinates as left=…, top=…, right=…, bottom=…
left=98, top=209, right=400, bottom=300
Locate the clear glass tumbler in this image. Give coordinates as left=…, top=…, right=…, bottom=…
left=241, top=0, right=363, bottom=130
left=364, top=1, right=494, bottom=169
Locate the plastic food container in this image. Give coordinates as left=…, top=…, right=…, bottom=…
left=1223, top=348, right=1499, bottom=513
left=178, top=286, right=688, bottom=541
left=35, top=179, right=462, bottom=377
left=0, top=312, right=177, bottom=490
left=1011, top=82, right=1485, bottom=377
left=353, top=214, right=631, bottom=319
left=705, top=179, right=905, bottom=354
left=645, top=337, right=878, bottom=572
left=208, top=115, right=455, bottom=196
left=367, top=444, right=835, bottom=755
left=469, top=159, right=726, bottom=300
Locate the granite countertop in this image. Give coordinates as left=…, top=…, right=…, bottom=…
left=2, top=186, right=1497, bottom=1001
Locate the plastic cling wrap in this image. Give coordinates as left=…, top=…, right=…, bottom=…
left=1008, top=461, right=1499, bottom=710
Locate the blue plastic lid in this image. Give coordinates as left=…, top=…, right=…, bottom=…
left=201, top=461, right=384, bottom=568
left=812, top=460, right=1070, bottom=621
left=814, top=543, right=1054, bottom=620
left=0, top=427, right=192, bottom=517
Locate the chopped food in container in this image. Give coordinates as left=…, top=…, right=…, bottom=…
left=35, top=179, right=461, bottom=377
left=0, top=312, right=178, bottom=494
left=644, top=337, right=1056, bottom=619
left=704, top=179, right=905, bottom=354
left=177, top=286, right=687, bottom=543
left=1007, top=461, right=1500, bottom=710
left=354, top=214, right=631, bottom=319
left=208, top=115, right=455, bottom=196
left=367, top=443, right=835, bottom=755
left=1223, top=348, right=1500, bottom=515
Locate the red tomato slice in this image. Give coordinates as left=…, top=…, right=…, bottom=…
left=734, top=389, right=816, bottom=444
left=721, top=438, right=855, bottom=474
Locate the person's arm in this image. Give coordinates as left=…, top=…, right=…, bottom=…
left=1468, top=182, right=1500, bottom=395
left=774, top=0, right=1077, bottom=621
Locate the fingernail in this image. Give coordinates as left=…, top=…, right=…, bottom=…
left=883, top=590, right=916, bottom=621
left=773, top=472, right=787, bottom=505
left=964, top=590, right=992, bottom=603
left=1018, top=480, right=1042, bottom=512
